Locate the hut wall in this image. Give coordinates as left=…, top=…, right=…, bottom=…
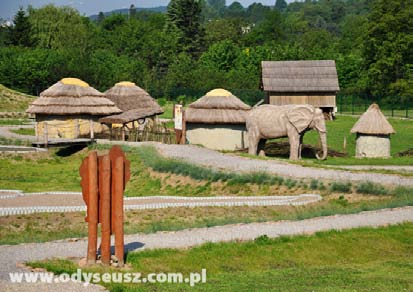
left=186, top=124, right=248, bottom=151
left=355, top=134, right=391, bottom=158
left=269, top=92, right=336, bottom=108
left=35, top=115, right=108, bottom=139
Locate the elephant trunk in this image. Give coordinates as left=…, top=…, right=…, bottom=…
left=315, top=131, right=328, bottom=160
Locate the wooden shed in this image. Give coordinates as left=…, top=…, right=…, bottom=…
left=350, top=103, right=395, bottom=158
left=185, top=89, right=251, bottom=150
left=26, top=78, right=121, bottom=139
left=261, top=60, right=340, bottom=119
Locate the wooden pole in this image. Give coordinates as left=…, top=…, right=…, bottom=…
left=35, top=121, right=38, bottom=141
left=87, top=152, right=98, bottom=265
left=113, top=156, right=124, bottom=266
left=90, top=120, right=95, bottom=140
left=180, top=110, right=186, bottom=145
left=99, top=155, right=111, bottom=265
left=44, top=122, right=48, bottom=147
left=121, top=126, right=125, bottom=141
left=76, top=119, right=80, bottom=138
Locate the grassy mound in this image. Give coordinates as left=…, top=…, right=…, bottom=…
left=0, top=84, right=35, bottom=112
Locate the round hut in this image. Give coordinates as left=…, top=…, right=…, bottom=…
left=185, top=88, right=251, bottom=150
left=26, top=78, right=121, bottom=139
left=99, top=81, right=164, bottom=129
left=350, top=103, right=395, bottom=158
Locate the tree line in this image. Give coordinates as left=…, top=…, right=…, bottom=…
left=0, top=0, right=411, bottom=105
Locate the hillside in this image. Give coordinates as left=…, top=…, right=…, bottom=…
left=0, top=84, right=35, bottom=112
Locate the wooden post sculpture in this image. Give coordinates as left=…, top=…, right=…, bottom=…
left=80, top=145, right=130, bottom=266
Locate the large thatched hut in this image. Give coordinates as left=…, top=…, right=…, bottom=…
left=99, top=81, right=164, bottom=128
left=185, top=88, right=251, bottom=150
left=350, top=103, right=395, bottom=158
left=261, top=60, right=340, bottom=119
left=26, top=78, right=121, bottom=139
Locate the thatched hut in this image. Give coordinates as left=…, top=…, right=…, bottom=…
left=185, top=88, right=251, bottom=150
left=99, top=81, right=164, bottom=128
left=350, top=103, right=395, bottom=158
left=26, top=78, right=121, bottom=139
left=261, top=60, right=340, bottom=119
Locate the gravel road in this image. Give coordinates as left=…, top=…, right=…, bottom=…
left=1, top=206, right=412, bottom=290
left=98, top=141, right=412, bottom=186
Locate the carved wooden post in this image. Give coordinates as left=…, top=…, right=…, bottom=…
left=90, top=119, right=95, bottom=140
left=180, top=110, right=186, bottom=145
left=44, top=122, right=48, bottom=147
left=99, top=155, right=111, bottom=265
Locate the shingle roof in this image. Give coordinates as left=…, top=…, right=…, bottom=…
left=261, top=60, right=340, bottom=92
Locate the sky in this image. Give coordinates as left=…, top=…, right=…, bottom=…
left=0, top=0, right=289, bottom=20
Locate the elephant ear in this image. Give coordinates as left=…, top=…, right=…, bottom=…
left=287, top=106, right=314, bottom=133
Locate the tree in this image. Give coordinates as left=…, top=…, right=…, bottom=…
left=166, top=0, right=204, bottom=57
left=362, top=0, right=413, bottom=96
left=129, top=4, right=137, bottom=19
left=97, top=12, right=105, bottom=23
left=225, top=2, right=245, bottom=18
left=200, top=40, right=240, bottom=72
left=275, top=0, right=287, bottom=12
left=8, top=8, right=33, bottom=47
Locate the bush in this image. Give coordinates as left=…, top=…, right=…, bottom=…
left=157, top=97, right=167, bottom=106
left=356, top=182, right=387, bottom=195
left=330, top=182, right=352, bottom=193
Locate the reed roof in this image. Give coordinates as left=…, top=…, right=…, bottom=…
left=186, top=88, right=251, bottom=124
left=104, top=81, right=163, bottom=114
left=262, top=60, right=340, bottom=92
left=350, top=103, right=395, bottom=135
left=26, top=78, right=121, bottom=115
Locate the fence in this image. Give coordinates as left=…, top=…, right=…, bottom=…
left=337, top=94, right=413, bottom=118
left=104, top=125, right=176, bottom=144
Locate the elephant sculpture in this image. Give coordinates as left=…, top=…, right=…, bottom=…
left=246, top=104, right=327, bottom=160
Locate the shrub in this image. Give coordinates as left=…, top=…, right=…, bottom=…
left=330, top=182, right=352, bottom=193
left=356, top=182, right=387, bottom=195
left=310, top=179, right=319, bottom=190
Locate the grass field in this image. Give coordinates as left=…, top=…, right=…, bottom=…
left=0, top=84, right=35, bottom=112
left=28, top=223, right=413, bottom=291
left=9, top=127, right=35, bottom=136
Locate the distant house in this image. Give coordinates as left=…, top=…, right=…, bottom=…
left=99, top=81, right=163, bottom=127
left=26, top=78, right=121, bottom=139
left=261, top=60, right=340, bottom=119
left=185, top=88, right=251, bottom=151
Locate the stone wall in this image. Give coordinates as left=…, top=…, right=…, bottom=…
left=355, top=134, right=391, bottom=158
left=186, top=124, right=248, bottom=151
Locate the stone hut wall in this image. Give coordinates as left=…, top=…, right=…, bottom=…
left=355, top=134, right=391, bottom=158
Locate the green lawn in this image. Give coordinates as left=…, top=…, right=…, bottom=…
left=10, top=127, right=35, bottom=136
left=0, top=84, right=35, bottom=112
left=159, top=102, right=174, bottom=119
left=29, top=223, right=413, bottom=291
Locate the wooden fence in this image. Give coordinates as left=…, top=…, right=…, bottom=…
left=106, top=124, right=176, bottom=144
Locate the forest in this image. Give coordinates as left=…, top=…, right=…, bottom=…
left=0, top=0, right=412, bottom=105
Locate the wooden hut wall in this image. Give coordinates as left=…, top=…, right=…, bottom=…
left=269, top=92, right=336, bottom=108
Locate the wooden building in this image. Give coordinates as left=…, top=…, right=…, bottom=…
left=26, top=78, right=121, bottom=139
left=185, top=89, right=251, bottom=151
left=261, top=60, right=340, bottom=119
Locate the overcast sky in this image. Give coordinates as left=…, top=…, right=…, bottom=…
left=0, top=0, right=292, bottom=20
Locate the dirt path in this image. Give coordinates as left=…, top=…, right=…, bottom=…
left=0, top=206, right=412, bottom=286
left=0, top=191, right=321, bottom=216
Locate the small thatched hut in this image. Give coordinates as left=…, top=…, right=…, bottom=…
left=26, top=78, right=121, bottom=139
left=185, top=88, right=251, bottom=150
left=350, top=103, right=395, bottom=158
left=99, top=81, right=164, bottom=128
left=261, top=60, right=340, bottom=119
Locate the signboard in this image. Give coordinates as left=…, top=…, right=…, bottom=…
left=174, top=104, right=183, bottom=130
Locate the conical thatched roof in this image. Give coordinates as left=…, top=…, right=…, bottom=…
left=26, top=78, right=121, bottom=115
left=350, top=103, right=395, bottom=135
left=186, top=89, right=251, bottom=124
left=99, top=81, right=164, bottom=124
left=104, top=81, right=163, bottom=113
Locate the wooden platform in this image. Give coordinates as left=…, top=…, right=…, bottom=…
left=32, top=138, right=95, bottom=148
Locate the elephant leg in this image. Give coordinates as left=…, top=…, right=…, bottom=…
left=288, top=133, right=300, bottom=160
left=298, top=135, right=304, bottom=159
left=248, top=131, right=259, bottom=155
left=258, top=139, right=267, bottom=156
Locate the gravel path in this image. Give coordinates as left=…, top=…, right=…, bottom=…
left=0, top=206, right=412, bottom=288
left=0, top=125, right=36, bottom=141
left=0, top=190, right=321, bottom=216
left=97, top=141, right=413, bottom=186
left=154, top=144, right=413, bottom=186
